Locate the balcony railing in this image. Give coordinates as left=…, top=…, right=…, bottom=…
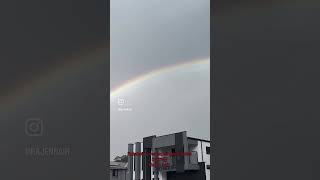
left=153, top=151, right=199, bottom=172
left=153, top=156, right=176, bottom=171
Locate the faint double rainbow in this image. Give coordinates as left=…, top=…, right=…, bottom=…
left=110, top=58, right=210, bottom=97
left=0, top=42, right=209, bottom=112
left=0, top=44, right=108, bottom=112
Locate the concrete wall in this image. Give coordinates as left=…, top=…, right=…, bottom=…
left=133, top=142, right=143, bottom=180
left=153, top=134, right=175, bottom=148
left=128, top=144, right=134, bottom=180
left=167, top=162, right=206, bottom=180
left=189, top=139, right=210, bottom=180
left=201, top=141, right=210, bottom=179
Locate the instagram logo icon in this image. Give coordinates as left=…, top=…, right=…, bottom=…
left=25, top=118, right=43, bottom=137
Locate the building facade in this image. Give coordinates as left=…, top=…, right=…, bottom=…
left=127, top=131, right=211, bottom=180
left=110, top=161, right=128, bottom=180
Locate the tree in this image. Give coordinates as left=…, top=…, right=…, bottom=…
left=114, top=155, right=128, bottom=162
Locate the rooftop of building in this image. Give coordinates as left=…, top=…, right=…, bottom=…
left=144, top=131, right=210, bottom=143
left=187, top=137, right=210, bottom=143
left=110, top=161, right=128, bottom=170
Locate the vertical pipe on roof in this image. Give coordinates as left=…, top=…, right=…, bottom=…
left=128, top=144, right=134, bottom=180
left=135, top=142, right=141, bottom=180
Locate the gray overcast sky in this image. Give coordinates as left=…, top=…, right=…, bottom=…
left=110, top=0, right=210, bottom=89
left=110, top=0, right=210, bottom=159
